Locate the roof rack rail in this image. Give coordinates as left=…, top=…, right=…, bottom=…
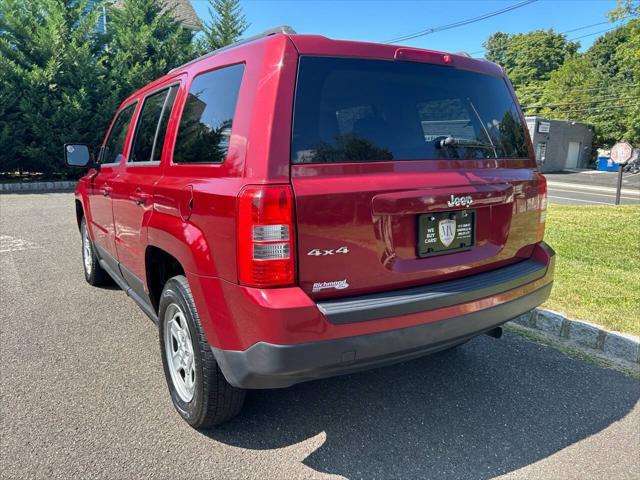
left=169, top=25, right=297, bottom=73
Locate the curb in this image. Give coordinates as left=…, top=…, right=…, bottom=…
left=510, top=309, right=640, bottom=365
left=0, top=181, right=77, bottom=193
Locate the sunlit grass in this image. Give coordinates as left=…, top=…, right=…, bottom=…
left=542, top=204, right=640, bottom=335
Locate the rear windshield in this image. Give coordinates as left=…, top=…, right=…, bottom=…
left=291, top=57, right=529, bottom=164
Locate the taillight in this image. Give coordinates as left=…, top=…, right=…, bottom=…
left=537, top=175, right=548, bottom=242
left=237, top=185, right=295, bottom=287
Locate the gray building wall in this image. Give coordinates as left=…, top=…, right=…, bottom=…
left=525, top=116, right=593, bottom=173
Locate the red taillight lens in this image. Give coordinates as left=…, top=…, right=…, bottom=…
left=537, top=174, right=548, bottom=242
left=237, top=185, right=295, bottom=287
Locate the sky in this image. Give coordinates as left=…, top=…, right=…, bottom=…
left=190, top=0, right=625, bottom=56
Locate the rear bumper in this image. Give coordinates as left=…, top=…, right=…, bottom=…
left=211, top=243, right=555, bottom=389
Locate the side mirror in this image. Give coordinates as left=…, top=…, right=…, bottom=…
left=64, top=144, right=91, bottom=167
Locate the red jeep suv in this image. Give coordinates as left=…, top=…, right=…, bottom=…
left=65, top=26, right=554, bottom=428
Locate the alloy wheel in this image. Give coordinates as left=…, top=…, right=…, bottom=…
left=164, top=303, right=196, bottom=402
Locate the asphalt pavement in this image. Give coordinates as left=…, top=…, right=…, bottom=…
left=546, top=170, right=640, bottom=206
left=1, top=193, right=639, bottom=480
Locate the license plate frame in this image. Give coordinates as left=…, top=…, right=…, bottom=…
left=418, top=209, right=476, bottom=258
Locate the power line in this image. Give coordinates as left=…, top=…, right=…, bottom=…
left=470, top=19, right=628, bottom=56
left=561, top=21, right=610, bottom=34
left=568, top=26, right=619, bottom=41
left=524, top=89, right=627, bottom=97
left=384, top=0, right=538, bottom=44
left=521, top=86, right=635, bottom=98
left=519, top=85, right=636, bottom=99
left=520, top=83, right=629, bottom=93
left=539, top=103, right=639, bottom=115
left=523, top=96, right=640, bottom=110
left=472, top=27, right=616, bottom=55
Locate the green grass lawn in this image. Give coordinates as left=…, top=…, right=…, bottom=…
left=542, top=204, right=640, bottom=335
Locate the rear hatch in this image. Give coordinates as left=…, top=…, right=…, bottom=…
left=290, top=55, right=544, bottom=300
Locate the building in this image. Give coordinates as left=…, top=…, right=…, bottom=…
left=525, top=116, right=594, bottom=173
left=90, top=0, right=201, bottom=33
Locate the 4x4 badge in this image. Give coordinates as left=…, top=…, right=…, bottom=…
left=307, top=246, right=349, bottom=256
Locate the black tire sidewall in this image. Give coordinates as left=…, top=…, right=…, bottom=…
left=158, top=278, right=206, bottom=426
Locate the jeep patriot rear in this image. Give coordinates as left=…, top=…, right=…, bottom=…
left=66, top=26, right=554, bottom=428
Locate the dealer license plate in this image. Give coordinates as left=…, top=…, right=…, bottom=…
left=418, top=209, right=475, bottom=257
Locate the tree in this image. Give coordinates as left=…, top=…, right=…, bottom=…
left=483, top=29, right=579, bottom=107
left=482, top=5, right=640, bottom=147
left=586, top=23, right=630, bottom=77
left=199, top=0, right=249, bottom=52
left=484, top=29, right=579, bottom=87
left=102, top=0, right=195, bottom=113
left=609, top=0, right=640, bottom=19
left=0, top=0, right=201, bottom=177
left=524, top=19, right=639, bottom=146
left=482, top=32, right=510, bottom=68
left=607, top=2, right=640, bottom=143
left=0, top=0, right=107, bottom=177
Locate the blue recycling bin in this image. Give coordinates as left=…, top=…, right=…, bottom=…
left=596, top=156, right=619, bottom=172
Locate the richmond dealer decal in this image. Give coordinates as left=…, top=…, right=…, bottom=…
left=312, top=279, right=349, bottom=293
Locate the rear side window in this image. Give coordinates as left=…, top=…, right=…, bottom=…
left=173, top=64, right=244, bottom=164
left=291, top=57, right=529, bottom=163
left=101, top=103, right=136, bottom=164
left=130, top=86, right=178, bottom=163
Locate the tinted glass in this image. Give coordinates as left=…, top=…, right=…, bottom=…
left=130, top=86, right=178, bottom=163
left=153, top=86, right=178, bottom=162
left=130, top=89, right=167, bottom=163
left=291, top=57, right=529, bottom=163
left=173, top=64, right=244, bottom=164
left=101, top=103, right=136, bottom=164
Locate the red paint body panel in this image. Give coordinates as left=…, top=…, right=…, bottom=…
left=291, top=162, right=542, bottom=299
left=194, top=242, right=553, bottom=350
left=73, top=32, right=551, bottom=356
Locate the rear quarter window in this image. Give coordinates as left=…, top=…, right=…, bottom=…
left=291, top=57, right=529, bottom=164
left=173, top=64, right=244, bottom=164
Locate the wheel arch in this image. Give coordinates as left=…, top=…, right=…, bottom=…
left=144, top=218, right=217, bottom=314
left=75, top=199, right=84, bottom=231
left=145, top=245, right=186, bottom=314
left=146, top=215, right=218, bottom=277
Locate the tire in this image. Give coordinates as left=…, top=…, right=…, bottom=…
left=158, top=275, right=246, bottom=429
left=80, top=217, right=110, bottom=286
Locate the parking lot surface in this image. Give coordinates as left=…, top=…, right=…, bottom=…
left=1, top=193, right=639, bottom=479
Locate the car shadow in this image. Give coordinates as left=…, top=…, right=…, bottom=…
left=204, top=332, right=639, bottom=479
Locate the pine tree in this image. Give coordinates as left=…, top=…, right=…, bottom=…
left=200, top=0, right=249, bottom=52
left=0, top=0, right=199, bottom=177
left=102, top=0, right=195, bottom=112
left=0, top=0, right=107, bottom=177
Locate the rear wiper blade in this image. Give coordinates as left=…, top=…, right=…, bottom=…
left=435, top=136, right=495, bottom=150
